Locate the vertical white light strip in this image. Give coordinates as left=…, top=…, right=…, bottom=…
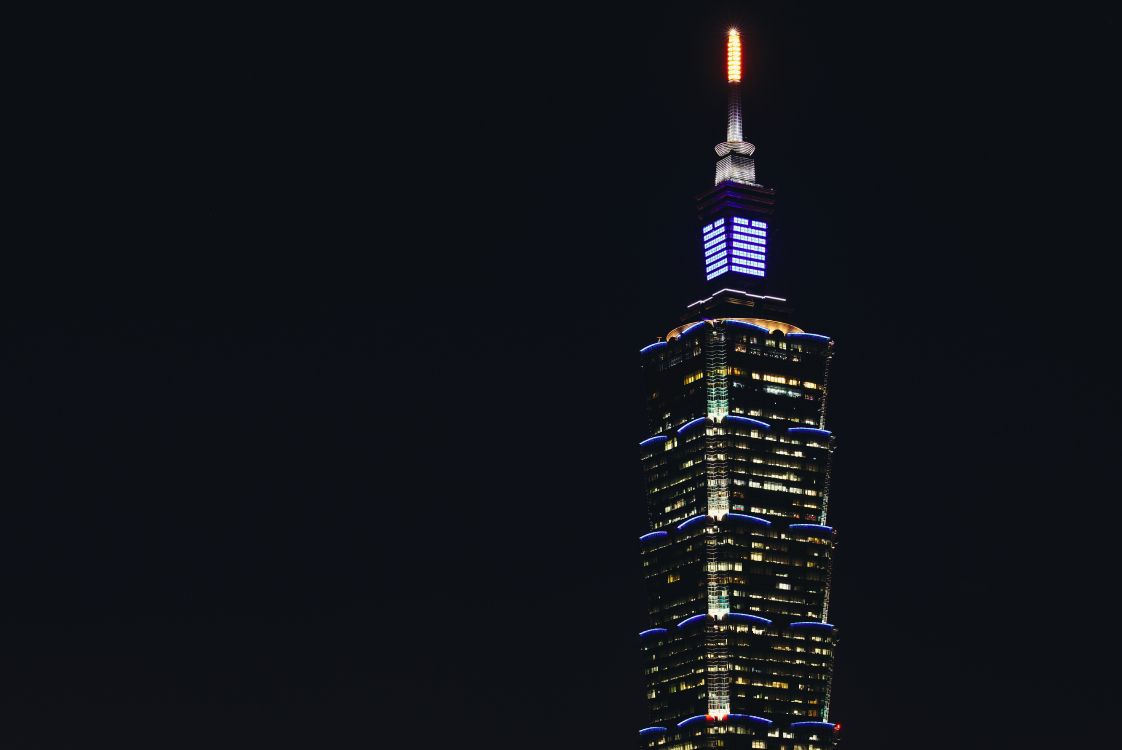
left=706, top=530, right=730, bottom=718
left=705, top=323, right=730, bottom=617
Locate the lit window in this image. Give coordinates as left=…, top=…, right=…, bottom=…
left=706, top=254, right=728, bottom=271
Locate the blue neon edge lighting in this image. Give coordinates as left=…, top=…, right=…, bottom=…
left=786, top=333, right=831, bottom=342
left=726, top=513, right=772, bottom=526
left=639, top=531, right=669, bottom=542
left=787, top=427, right=832, bottom=436
left=729, top=714, right=773, bottom=726
left=788, top=523, right=833, bottom=534
left=679, top=321, right=708, bottom=338
left=639, top=435, right=669, bottom=447
left=639, top=726, right=668, bottom=735
left=727, top=612, right=773, bottom=626
left=790, top=621, right=836, bottom=630
left=677, top=417, right=708, bottom=435
left=724, top=319, right=769, bottom=333
left=676, top=613, right=708, bottom=628
left=724, top=415, right=771, bottom=429
left=676, top=715, right=708, bottom=728
left=790, top=721, right=837, bottom=730
left=640, top=341, right=668, bottom=354
left=676, top=515, right=709, bottom=532
left=639, top=628, right=668, bottom=638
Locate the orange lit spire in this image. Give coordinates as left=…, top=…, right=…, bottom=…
left=727, top=28, right=742, bottom=83
left=724, top=29, right=745, bottom=144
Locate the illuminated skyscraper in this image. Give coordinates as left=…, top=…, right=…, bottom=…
left=637, top=30, right=840, bottom=750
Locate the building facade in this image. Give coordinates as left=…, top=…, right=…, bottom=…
left=637, top=30, right=840, bottom=750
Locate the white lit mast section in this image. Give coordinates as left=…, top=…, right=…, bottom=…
left=715, top=29, right=757, bottom=186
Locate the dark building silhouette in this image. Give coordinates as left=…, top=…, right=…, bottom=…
left=637, top=30, right=840, bottom=750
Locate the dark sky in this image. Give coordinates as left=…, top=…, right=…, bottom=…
left=5, top=3, right=1119, bottom=748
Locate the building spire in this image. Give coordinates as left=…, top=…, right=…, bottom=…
left=715, top=28, right=757, bottom=186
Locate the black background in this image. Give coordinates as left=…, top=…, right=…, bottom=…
left=5, top=3, right=1120, bottom=748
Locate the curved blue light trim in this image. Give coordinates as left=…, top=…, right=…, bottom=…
left=639, top=628, right=668, bottom=638
left=724, top=319, right=770, bottom=333
left=640, top=341, right=668, bottom=354
left=788, top=523, right=834, bottom=534
left=790, top=621, right=836, bottom=630
left=729, top=714, right=773, bottom=726
left=679, top=321, right=708, bottom=338
left=639, top=435, right=669, bottom=447
left=727, top=612, right=773, bottom=626
left=790, top=721, right=837, bottom=730
left=639, top=530, right=669, bottom=542
left=676, top=613, right=708, bottom=629
left=676, top=715, right=708, bottom=728
left=724, top=415, right=771, bottom=429
left=639, top=726, right=668, bottom=735
left=676, top=515, right=709, bottom=532
left=677, top=417, right=708, bottom=435
left=786, top=333, right=831, bottom=342
left=726, top=513, right=772, bottom=526
left=787, top=427, right=832, bottom=437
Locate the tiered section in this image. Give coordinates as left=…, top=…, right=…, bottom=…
left=637, top=318, right=838, bottom=749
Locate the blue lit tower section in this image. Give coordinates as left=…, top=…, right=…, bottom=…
left=702, top=217, right=770, bottom=282
left=635, top=30, right=841, bottom=750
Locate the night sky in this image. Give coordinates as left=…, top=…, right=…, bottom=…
left=6, top=4, right=1119, bottom=748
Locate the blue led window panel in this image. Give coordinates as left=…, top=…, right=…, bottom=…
left=702, top=216, right=766, bottom=279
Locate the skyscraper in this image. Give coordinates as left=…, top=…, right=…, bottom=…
left=637, top=30, right=840, bottom=750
